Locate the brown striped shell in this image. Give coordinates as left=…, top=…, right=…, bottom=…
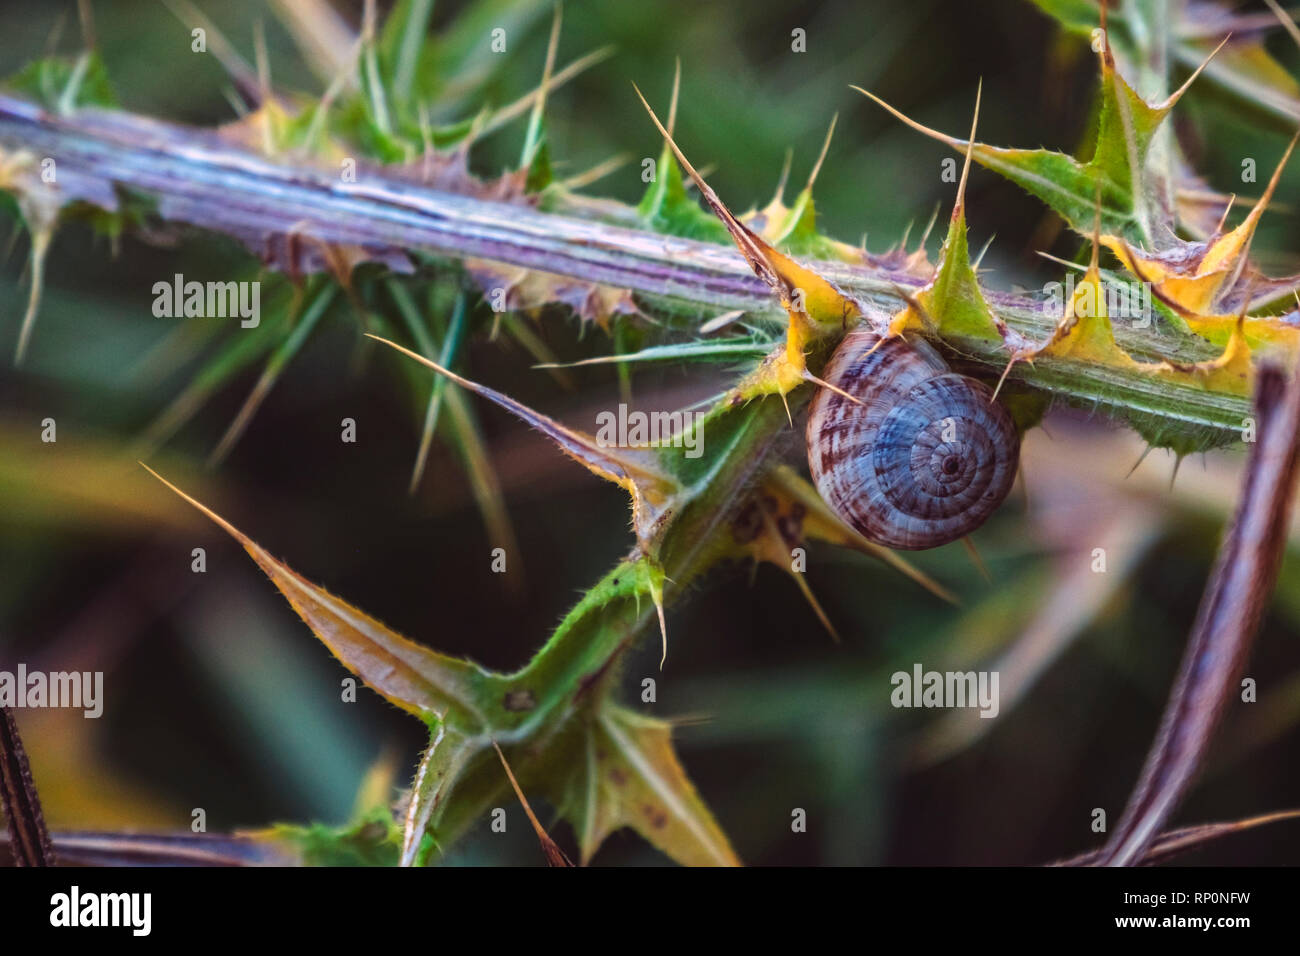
left=806, top=327, right=1020, bottom=550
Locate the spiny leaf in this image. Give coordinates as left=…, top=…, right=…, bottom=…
left=885, top=82, right=1012, bottom=346
left=4, top=52, right=116, bottom=114
left=367, top=334, right=681, bottom=554
left=1107, top=131, right=1300, bottom=316
left=635, top=84, right=861, bottom=402
left=749, top=465, right=959, bottom=605
left=1001, top=214, right=1259, bottom=401
left=742, top=115, right=862, bottom=262
left=464, top=259, right=641, bottom=331
left=1031, top=0, right=1300, bottom=127
left=637, top=85, right=859, bottom=331
left=855, top=28, right=1224, bottom=244
left=636, top=61, right=731, bottom=244
left=143, top=466, right=490, bottom=726
left=555, top=704, right=740, bottom=866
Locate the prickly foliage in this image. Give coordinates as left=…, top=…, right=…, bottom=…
left=3, top=0, right=1300, bottom=864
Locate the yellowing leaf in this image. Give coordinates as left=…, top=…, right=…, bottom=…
left=557, top=705, right=739, bottom=867
left=1107, top=131, right=1299, bottom=315
left=726, top=466, right=958, bottom=634
left=367, top=335, right=681, bottom=554
left=464, top=259, right=641, bottom=330
left=635, top=85, right=861, bottom=399
left=1159, top=317, right=1255, bottom=395
left=143, top=465, right=489, bottom=726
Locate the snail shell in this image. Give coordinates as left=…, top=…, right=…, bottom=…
left=806, top=327, right=1020, bottom=550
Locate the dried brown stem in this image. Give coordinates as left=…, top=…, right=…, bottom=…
left=0, top=706, right=54, bottom=867
left=1095, top=360, right=1300, bottom=866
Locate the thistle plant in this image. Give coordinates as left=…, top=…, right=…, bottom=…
left=4, top=0, right=1300, bottom=868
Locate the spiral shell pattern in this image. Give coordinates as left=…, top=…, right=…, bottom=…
left=806, top=327, right=1020, bottom=550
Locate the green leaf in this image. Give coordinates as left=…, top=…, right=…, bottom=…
left=5, top=52, right=116, bottom=113
left=637, top=144, right=731, bottom=243
left=856, top=33, right=1219, bottom=244
left=379, top=0, right=437, bottom=110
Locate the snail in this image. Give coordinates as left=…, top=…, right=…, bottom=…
left=632, top=89, right=1019, bottom=551
left=806, top=326, right=1020, bottom=550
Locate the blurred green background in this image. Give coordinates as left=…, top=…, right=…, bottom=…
left=2, top=0, right=1300, bottom=865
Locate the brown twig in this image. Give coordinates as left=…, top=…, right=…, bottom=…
left=1094, top=361, right=1300, bottom=866
left=0, top=706, right=54, bottom=867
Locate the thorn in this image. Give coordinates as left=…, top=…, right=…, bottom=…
left=990, top=352, right=1019, bottom=404
left=771, top=149, right=793, bottom=204
left=1226, top=127, right=1300, bottom=283
left=1165, top=34, right=1231, bottom=108
left=917, top=202, right=941, bottom=252
left=972, top=232, right=997, bottom=270
left=13, top=226, right=51, bottom=366
left=1088, top=184, right=1102, bottom=274
left=634, top=83, right=787, bottom=297
left=852, top=85, right=968, bottom=155
left=898, top=218, right=914, bottom=252
left=656, top=598, right=669, bottom=669
left=789, top=565, right=840, bottom=643
left=961, top=536, right=992, bottom=583
left=140, top=462, right=246, bottom=542
left=893, top=283, right=938, bottom=335
left=802, top=369, right=865, bottom=406
left=475, top=46, right=615, bottom=143
left=757, top=505, right=840, bottom=641
left=1126, top=444, right=1155, bottom=478
left=559, top=152, right=631, bottom=190
left=1035, top=249, right=1087, bottom=272
left=953, top=79, right=982, bottom=221
left=162, top=0, right=261, bottom=104
left=699, top=309, right=745, bottom=334
left=253, top=17, right=272, bottom=114
left=492, top=741, right=573, bottom=867
left=520, top=2, right=563, bottom=167
left=667, top=56, right=681, bottom=136
left=1214, top=194, right=1237, bottom=235
left=75, top=0, right=96, bottom=49
left=1170, top=453, right=1184, bottom=491
left=305, top=31, right=368, bottom=150
left=805, top=113, right=838, bottom=192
